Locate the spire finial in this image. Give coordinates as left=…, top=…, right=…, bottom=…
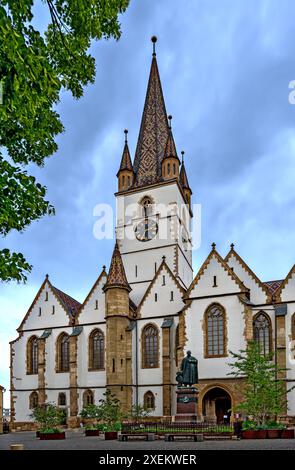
left=181, top=150, right=185, bottom=164
left=151, top=35, right=157, bottom=56
left=230, top=243, right=235, bottom=250
left=102, top=265, right=106, bottom=271
left=124, top=129, right=128, bottom=144
left=162, top=255, right=166, bottom=261
left=45, top=273, right=49, bottom=280
left=168, top=114, right=172, bottom=129
left=211, top=242, right=216, bottom=251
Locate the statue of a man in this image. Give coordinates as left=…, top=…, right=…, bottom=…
left=177, top=351, right=198, bottom=386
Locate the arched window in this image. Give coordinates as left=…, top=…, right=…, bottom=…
left=83, top=389, right=94, bottom=407
left=142, top=324, right=159, bottom=368
left=253, top=312, right=271, bottom=356
left=141, top=196, right=153, bottom=217
left=27, top=336, right=38, bottom=374
left=173, top=163, right=176, bottom=175
left=56, top=333, right=70, bottom=372
left=175, top=324, right=180, bottom=367
left=89, top=329, right=105, bottom=370
left=29, top=391, right=39, bottom=409
left=58, top=392, right=66, bottom=406
left=167, top=163, right=171, bottom=175
left=144, top=391, right=155, bottom=410
left=205, top=304, right=226, bottom=357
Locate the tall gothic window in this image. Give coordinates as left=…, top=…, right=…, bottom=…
left=29, top=391, right=39, bottom=409
left=144, top=391, right=155, bottom=410
left=27, top=336, right=38, bottom=374
left=205, top=304, right=226, bottom=357
left=253, top=312, right=271, bottom=356
left=89, top=329, right=105, bottom=370
left=57, top=333, right=70, bottom=372
left=142, top=324, right=159, bottom=368
left=83, top=389, right=94, bottom=406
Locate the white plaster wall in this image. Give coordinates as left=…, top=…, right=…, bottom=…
left=185, top=295, right=247, bottom=378
left=226, top=253, right=268, bottom=304
left=139, top=265, right=185, bottom=318
left=189, top=255, right=242, bottom=298
left=13, top=391, right=35, bottom=422
left=137, top=318, right=163, bottom=387
left=137, top=386, right=163, bottom=416
left=77, top=273, right=107, bottom=325
left=19, top=281, right=71, bottom=331
left=281, top=274, right=295, bottom=302
left=77, top=325, right=106, bottom=389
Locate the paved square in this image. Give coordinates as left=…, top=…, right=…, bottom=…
left=1, top=430, right=295, bottom=450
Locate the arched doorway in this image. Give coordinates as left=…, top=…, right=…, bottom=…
left=202, top=387, right=232, bottom=424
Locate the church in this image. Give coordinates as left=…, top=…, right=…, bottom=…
left=10, top=38, right=295, bottom=430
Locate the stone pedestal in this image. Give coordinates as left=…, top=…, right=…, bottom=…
left=175, top=387, right=199, bottom=422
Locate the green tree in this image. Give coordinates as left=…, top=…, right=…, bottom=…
left=228, top=341, right=294, bottom=426
left=0, top=0, right=129, bottom=282
left=97, top=389, right=125, bottom=431
left=30, top=402, right=64, bottom=432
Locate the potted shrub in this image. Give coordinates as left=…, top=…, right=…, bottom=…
left=80, top=404, right=102, bottom=437
left=241, top=420, right=259, bottom=439
left=281, top=428, right=295, bottom=439
left=266, top=421, right=284, bottom=439
left=96, top=390, right=125, bottom=440
left=31, top=403, right=65, bottom=440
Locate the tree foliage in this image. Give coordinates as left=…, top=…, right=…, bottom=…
left=228, top=341, right=294, bottom=426
left=0, top=0, right=129, bottom=282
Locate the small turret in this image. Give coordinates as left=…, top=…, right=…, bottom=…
left=162, top=115, right=180, bottom=180
left=179, top=151, right=192, bottom=207
left=117, top=130, right=134, bottom=192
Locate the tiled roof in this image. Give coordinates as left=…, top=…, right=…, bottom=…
left=263, top=280, right=284, bottom=296
left=104, top=241, right=131, bottom=292
left=163, top=128, right=179, bottom=162
left=133, top=55, right=169, bottom=187
left=51, top=286, right=81, bottom=317
left=118, top=141, right=133, bottom=174
left=179, top=162, right=190, bottom=190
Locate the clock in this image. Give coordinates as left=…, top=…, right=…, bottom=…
left=135, top=218, right=158, bottom=242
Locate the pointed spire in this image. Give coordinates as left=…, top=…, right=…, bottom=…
left=103, top=241, right=131, bottom=292
left=163, top=115, right=180, bottom=162
left=133, top=37, right=169, bottom=187
left=117, top=129, right=133, bottom=175
left=179, top=151, right=190, bottom=190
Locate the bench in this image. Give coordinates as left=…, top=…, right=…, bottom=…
left=119, top=433, right=155, bottom=442
left=164, top=433, right=204, bottom=442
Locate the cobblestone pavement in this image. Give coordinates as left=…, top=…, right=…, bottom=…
left=1, top=430, right=295, bottom=450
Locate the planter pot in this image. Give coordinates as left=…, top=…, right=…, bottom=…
left=104, top=431, right=118, bottom=440
left=242, top=430, right=259, bottom=439
left=39, top=432, right=66, bottom=440
left=256, top=430, right=267, bottom=439
left=281, top=429, right=294, bottom=439
left=267, top=429, right=280, bottom=439
left=85, top=429, right=100, bottom=437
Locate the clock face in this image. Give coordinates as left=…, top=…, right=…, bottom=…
left=135, top=219, right=158, bottom=242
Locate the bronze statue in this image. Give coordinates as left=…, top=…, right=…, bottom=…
left=176, top=351, right=198, bottom=386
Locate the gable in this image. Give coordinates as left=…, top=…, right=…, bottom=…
left=187, top=250, right=246, bottom=298
left=138, top=263, right=185, bottom=318
left=225, top=251, right=268, bottom=304
left=277, top=265, right=295, bottom=302
left=18, top=280, right=74, bottom=331
left=77, top=271, right=107, bottom=324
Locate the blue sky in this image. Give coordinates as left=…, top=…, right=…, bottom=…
left=1, top=0, right=295, bottom=407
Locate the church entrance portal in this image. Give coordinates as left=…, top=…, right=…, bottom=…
left=202, top=387, right=231, bottom=424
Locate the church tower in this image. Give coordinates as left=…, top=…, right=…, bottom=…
left=115, top=36, right=193, bottom=305
left=103, top=241, right=133, bottom=412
